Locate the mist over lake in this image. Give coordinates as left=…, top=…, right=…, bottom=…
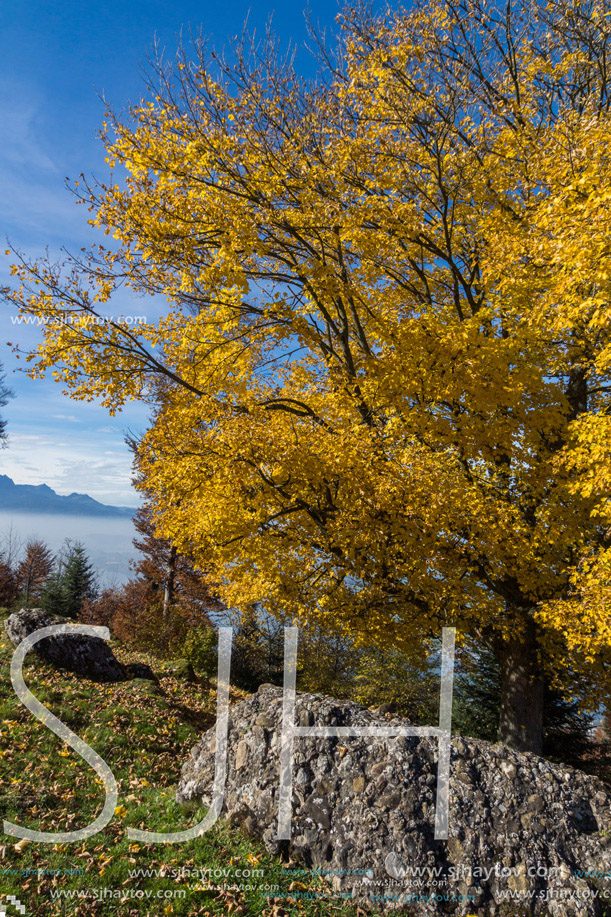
left=0, top=511, right=138, bottom=587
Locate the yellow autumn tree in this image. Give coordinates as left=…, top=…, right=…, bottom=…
left=6, top=0, right=611, bottom=753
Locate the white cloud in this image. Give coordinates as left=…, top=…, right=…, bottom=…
left=0, top=432, right=138, bottom=506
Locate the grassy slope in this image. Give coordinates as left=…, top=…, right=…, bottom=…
left=0, top=617, right=382, bottom=917
left=6, top=616, right=603, bottom=917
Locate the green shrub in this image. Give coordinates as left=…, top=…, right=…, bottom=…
left=181, top=626, right=218, bottom=679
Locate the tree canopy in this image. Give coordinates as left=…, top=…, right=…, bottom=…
left=6, top=0, right=611, bottom=751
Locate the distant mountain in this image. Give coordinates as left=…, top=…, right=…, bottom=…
left=0, top=475, right=135, bottom=517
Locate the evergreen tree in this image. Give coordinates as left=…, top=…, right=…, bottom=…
left=0, top=558, right=17, bottom=609
left=61, top=542, right=97, bottom=619
left=453, top=643, right=599, bottom=768
left=40, top=565, right=68, bottom=617
left=41, top=541, right=97, bottom=619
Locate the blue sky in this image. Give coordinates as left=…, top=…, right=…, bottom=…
left=0, top=0, right=341, bottom=506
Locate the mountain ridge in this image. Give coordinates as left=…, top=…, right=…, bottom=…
left=0, top=474, right=135, bottom=517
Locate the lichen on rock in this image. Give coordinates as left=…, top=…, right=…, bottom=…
left=177, top=684, right=611, bottom=915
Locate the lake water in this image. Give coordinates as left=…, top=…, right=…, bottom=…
left=0, top=511, right=138, bottom=587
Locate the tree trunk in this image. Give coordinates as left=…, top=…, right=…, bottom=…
left=162, top=545, right=177, bottom=623
left=495, top=622, right=544, bottom=755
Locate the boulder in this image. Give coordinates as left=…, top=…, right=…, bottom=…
left=4, top=607, right=127, bottom=683
left=124, top=662, right=158, bottom=682
left=177, top=684, right=611, bottom=916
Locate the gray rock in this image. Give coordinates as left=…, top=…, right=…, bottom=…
left=124, top=662, right=157, bottom=682
left=4, top=608, right=127, bottom=683
left=177, top=684, right=611, bottom=915
left=235, top=741, right=249, bottom=770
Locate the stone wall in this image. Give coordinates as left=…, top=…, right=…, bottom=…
left=177, top=684, right=611, bottom=916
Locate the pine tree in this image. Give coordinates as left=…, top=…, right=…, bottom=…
left=41, top=541, right=97, bottom=619
left=61, top=542, right=97, bottom=619
left=453, top=643, right=599, bottom=768
left=40, top=566, right=68, bottom=617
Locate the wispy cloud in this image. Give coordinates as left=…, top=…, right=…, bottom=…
left=0, top=431, right=138, bottom=506
left=0, top=79, right=96, bottom=248
left=0, top=94, right=55, bottom=174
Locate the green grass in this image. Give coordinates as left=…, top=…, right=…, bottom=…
left=0, top=619, right=382, bottom=917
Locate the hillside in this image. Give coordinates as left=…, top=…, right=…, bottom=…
left=0, top=614, right=378, bottom=917
left=0, top=475, right=134, bottom=517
